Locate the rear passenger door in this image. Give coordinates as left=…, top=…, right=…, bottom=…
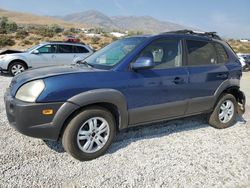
left=55, top=44, right=75, bottom=65
left=184, top=40, right=229, bottom=114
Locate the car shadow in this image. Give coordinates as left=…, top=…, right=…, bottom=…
left=0, top=72, right=12, bottom=77
left=43, top=139, right=65, bottom=153
left=43, top=115, right=210, bottom=154
left=107, top=115, right=209, bottom=154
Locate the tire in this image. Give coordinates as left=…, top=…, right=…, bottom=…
left=8, top=61, right=27, bottom=76
left=62, top=106, right=116, bottom=161
left=209, top=94, right=237, bottom=129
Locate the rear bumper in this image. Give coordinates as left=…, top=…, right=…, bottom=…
left=237, top=90, right=246, bottom=115
left=4, top=89, right=79, bottom=140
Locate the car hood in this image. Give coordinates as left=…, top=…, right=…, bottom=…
left=4, top=52, right=29, bottom=57
left=9, top=65, right=103, bottom=96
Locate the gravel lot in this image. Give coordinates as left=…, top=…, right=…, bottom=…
left=0, top=73, right=249, bottom=188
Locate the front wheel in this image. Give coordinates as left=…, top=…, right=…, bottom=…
left=209, top=94, right=237, bottom=129
left=9, top=62, right=27, bottom=76
left=62, top=106, right=116, bottom=161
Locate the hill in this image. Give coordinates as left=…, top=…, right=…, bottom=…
left=0, top=8, right=86, bottom=28
left=58, top=10, right=191, bottom=33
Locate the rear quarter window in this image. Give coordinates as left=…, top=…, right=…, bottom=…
left=74, top=46, right=89, bottom=53
left=214, top=43, right=229, bottom=64
left=58, top=45, right=73, bottom=53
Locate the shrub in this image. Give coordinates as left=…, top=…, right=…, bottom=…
left=0, top=17, right=18, bottom=34
left=0, top=35, right=15, bottom=47
left=38, top=26, right=54, bottom=37
left=16, top=29, right=29, bottom=39
left=22, top=40, right=33, bottom=45
left=91, top=36, right=100, bottom=44
left=50, top=24, right=64, bottom=33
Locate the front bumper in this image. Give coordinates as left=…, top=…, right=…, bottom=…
left=0, top=67, right=7, bottom=73
left=4, top=89, right=79, bottom=140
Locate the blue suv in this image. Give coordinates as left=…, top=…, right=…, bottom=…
left=4, top=30, right=246, bottom=161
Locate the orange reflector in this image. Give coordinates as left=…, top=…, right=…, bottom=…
left=42, top=109, right=54, bottom=115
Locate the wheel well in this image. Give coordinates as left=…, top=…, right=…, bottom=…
left=58, top=102, right=120, bottom=140
left=8, top=60, right=28, bottom=70
left=223, top=87, right=242, bottom=102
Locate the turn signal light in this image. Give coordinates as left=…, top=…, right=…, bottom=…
left=42, top=109, right=54, bottom=115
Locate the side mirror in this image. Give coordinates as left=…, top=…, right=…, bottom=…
left=131, top=57, right=155, bottom=71
left=32, top=50, right=39, bottom=54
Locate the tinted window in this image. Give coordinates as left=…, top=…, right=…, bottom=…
left=135, top=39, right=182, bottom=69
left=74, top=46, right=89, bottom=53
left=58, top=45, right=73, bottom=53
left=37, top=44, right=57, bottom=53
left=187, top=40, right=217, bottom=66
left=214, top=43, right=229, bottom=64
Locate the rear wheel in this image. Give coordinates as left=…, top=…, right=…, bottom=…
left=62, top=106, right=116, bottom=161
left=9, top=62, right=27, bottom=76
left=209, top=94, right=237, bottom=129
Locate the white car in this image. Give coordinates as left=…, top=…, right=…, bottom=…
left=0, top=42, right=94, bottom=76
left=237, top=53, right=250, bottom=71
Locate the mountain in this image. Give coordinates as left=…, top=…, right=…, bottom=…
left=0, top=8, right=86, bottom=28
left=62, top=10, right=119, bottom=30
left=111, top=16, right=188, bottom=33
left=58, top=10, right=191, bottom=33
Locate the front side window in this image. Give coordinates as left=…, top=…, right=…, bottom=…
left=134, top=38, right=182, bottom=69
left=83, top=37, right=147, bottom=69
left=37, top=44, right=57, bottom=53
left=187, top=40, right=217, bottom=66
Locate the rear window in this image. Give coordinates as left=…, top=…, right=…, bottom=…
left=186, top=40, right=217, bottom=66
left=214, top=43, right=229, bottom=64
left=58, top=45, right=73, bottom=53
left=74, top=46, right=89, bottom=53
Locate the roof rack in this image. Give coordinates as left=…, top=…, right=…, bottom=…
left=45, top=41, right=86, bottom=45
left=163, top=30, right=222, bottom=40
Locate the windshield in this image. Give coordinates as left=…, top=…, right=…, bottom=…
left=83, top=37, right=147, bottom=69
left=26, top=44, right=43, bottom=52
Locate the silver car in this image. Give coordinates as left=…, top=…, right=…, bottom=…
left=0, top=42, right=94, bottom=76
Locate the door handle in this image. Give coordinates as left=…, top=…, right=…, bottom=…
left=173, top=77, right=184, bottom=84
left=51, top=55, right=56, bottom=58
left=216, top=73, right=228, bottom=79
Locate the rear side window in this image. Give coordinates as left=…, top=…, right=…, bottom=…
left=58, top=45, right=73, bottom=53
left=186, top=40, right=217, bottom=66
left=214, top=43, right=229, bottom=64
left=74, top=46, right=89, bottom=53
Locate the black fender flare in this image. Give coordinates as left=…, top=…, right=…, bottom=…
left=52, top=89, right=128, bottom=140
left=67, top=89, right=128, bottom=130
left=213, top=79, right=245, bottom=114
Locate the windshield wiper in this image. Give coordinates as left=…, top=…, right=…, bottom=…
left=76, top=61, right=94, bottom=68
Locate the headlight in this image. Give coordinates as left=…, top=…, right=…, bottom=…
left=15, top=80, right=45, bottom=102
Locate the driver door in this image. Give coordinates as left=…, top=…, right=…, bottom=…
left=126, top=38, right=189, bottom=125
left=29, top=44, right=57, bottom=68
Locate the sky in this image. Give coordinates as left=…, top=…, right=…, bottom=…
left=0, top=0, right=249, bottom=38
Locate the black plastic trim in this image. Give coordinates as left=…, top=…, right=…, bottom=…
left=67, top=89, right=129, bottom=129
